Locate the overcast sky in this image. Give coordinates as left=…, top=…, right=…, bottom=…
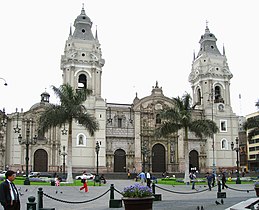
left=0, top=0, right=258, bottom=116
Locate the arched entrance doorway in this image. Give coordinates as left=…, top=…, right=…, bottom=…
left=152, top=144, right=166, bottom=172
left=114, top=149, right=126, bottom=172
left=34, top=149, right=48, bottom=172
left=189, top=150, right=199, bottom=172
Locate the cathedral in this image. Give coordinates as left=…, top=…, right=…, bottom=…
left=0, top=6, right=239, bottom=175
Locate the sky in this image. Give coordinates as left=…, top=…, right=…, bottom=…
left=0, top=0, right=258, bottom=116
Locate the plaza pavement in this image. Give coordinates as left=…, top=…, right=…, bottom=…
left=0, top=179, right=257, bottom=210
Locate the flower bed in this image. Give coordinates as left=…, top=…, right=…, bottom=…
left=122, top=183, right=153, bottom=198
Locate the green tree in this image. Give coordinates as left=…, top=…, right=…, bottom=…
left=243, top=115, right=259, bottom=140
left=39, top=84, right=99, bottom=183
left=156, top=93, right=218, bottom=182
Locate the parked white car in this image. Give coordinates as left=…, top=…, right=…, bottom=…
left=75, top=173, right=95, bottom=180
left=23, top=172, right=40, bottom=177
left=0, top=171, right=7, bottom=178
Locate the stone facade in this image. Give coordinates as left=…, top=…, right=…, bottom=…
left=0, top=7, right=239, bottom=175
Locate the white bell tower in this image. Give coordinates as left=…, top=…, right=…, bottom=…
left=60, top=5, right=106, bottom=172
left=189, top=24, right=238, bottom=172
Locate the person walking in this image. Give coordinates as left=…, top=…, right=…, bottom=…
left=206, top=172, right=213, bottom=191
left=79, top=171, right=88, bottom=192
left=221, top=172, right=227, bottom=189
left=0, top=170, right=20, bottom=210
left=127, top=169, right=131, bottom=179
left=138, top=171, right=146, bottom=185
left=189, top=172, right=196, bottom=190
left=146, top=171, right=151, bottom=188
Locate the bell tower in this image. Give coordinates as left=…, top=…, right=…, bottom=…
left=60, top=5, right=106, bottom=172
left=61, top=5, right=105, bottom=99
left=189, top=24, right=238, bottom=172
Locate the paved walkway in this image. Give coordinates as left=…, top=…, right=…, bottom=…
left=0, top=180, right=257, bottom=210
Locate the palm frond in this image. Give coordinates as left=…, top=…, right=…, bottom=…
left=190, top=119, right=218, bottom=138
left=155, top=121, right=181, bottom=138
left=75, top=112, right=99, bottom=136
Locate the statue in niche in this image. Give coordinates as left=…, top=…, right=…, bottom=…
left=171, top=151, right=175, bottom=163
left=108, top=141, right=112, bottom=151
left=200, top=143, right=206, bottom=154
left=170, top=141, right=175, bottom=163
left=128, top=143, right=131, bottom=152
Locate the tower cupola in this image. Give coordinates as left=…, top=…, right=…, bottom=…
left=72, top=5, right=94, bottom=40
left=197, top=24, right=221, bottom=57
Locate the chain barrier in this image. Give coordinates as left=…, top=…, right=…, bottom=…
left=42, top=188, right=110, bottom=204
left=225, top=185, right=254, bottom=193
left=113, top=188, right=123, bottom=195
left=155, top=184, right=218, bottom=194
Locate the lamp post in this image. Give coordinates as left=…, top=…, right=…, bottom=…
left=209, top=86, right=216, bottom=175
left=0, top=134, right=5, bottom=170
left=95, top=141, right=100, bottom=182
left=59, top=146, right=67, bottom=175
left=18, top=119, right=37, bottom=185
left=0, top=77, right=7, bottom=86
left=231, top=137, right=241, bottom=184
left=0, top=108, right=7, bottom=171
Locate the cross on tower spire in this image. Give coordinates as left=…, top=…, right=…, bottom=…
left=206, top=20, right=209, bottom=28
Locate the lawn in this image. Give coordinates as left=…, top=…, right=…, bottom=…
left=1, top=176, right=256, bottom=186
left=0, top=176, right=101, bottom=186
left=157, top=177, right=256, bottom=185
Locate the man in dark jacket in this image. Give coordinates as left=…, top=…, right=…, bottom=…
left=206, top=172, right=213, bottom=191
left=0, top=170, right=20, bottom=210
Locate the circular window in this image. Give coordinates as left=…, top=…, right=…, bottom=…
left=82, top=29, right=85, bottom=33
left=211, top=46, right=214, bottom=49
left=82, top=53, right=85, bottom=57
left=82, top=16, right=86, bottom=19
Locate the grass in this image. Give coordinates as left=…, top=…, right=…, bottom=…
left=0, top=177, right=101, bottom=186
left=157, top=177, right=256, bottom=185
left=1, top=176, right=256, bottom=187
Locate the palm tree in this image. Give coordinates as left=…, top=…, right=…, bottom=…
left=156, top=93, right=218, bottom=183
left=39, top=84, right=99, bottom=183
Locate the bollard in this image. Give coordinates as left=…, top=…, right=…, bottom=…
left=110, top=184, right=115, bottom=199
left=109, top=184, right=122, bottom=208
left=38, top=187, right=43, bottom=209
left=27, top=196, right=36, bottom=210
left=217, top=180, right=226, bottom=199
left=152, top=182, right=156, bottom=194
left=218, top=180, right=221, bottom=193
left=152, top=182, right=162, bottom=201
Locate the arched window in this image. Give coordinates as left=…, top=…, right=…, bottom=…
left=214, top=85, right=224, bottom=103
left=77, top=74, right=88, bottom=101
left=78, top=74, right=87, bottom=89
left=214, top=86, right=221, bottom=99
left=76, top=133, right=86, bottom=146
left=221, top=139, right=228, bottom=150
